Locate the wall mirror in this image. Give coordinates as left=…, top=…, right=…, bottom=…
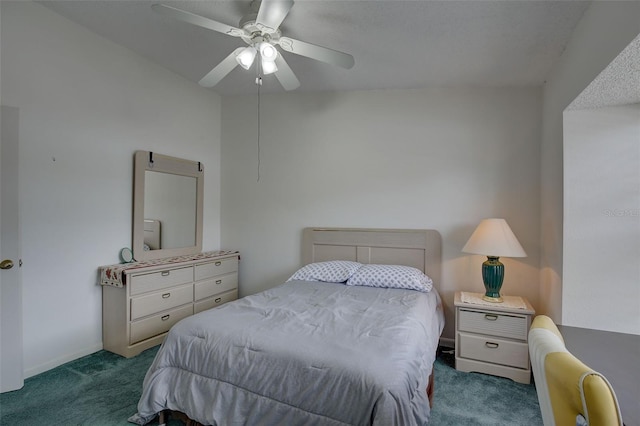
left=132, top=150, right=204, bottom=262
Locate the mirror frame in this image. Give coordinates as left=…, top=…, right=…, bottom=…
left=132, top=150, right=204, bottom=262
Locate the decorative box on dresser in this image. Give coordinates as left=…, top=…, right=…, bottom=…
left=454, top=291, right=535, bottom=384
left=100, top=250, right=240, bottom=358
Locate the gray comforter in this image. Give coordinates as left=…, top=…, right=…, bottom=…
left=130, top=280, right=444, bottom=426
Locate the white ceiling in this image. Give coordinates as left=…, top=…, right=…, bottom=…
left=39, top=0, right=595, bottom=96
left=569, top=34, right=640, bottom=110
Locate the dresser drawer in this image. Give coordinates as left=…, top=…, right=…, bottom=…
left=130, top=283, right=193, bottom=320
left=130, top=304, right=193, bottom=344
left=195, top=257, right=238, bottom=281
left=458, top=331, right=529, bottom=369
left=194, top=290, right=238, bottom=314
left=458, top=308, right=528, bottom=340
left=194, top=273, right=237, bottom=301
left=130, top=266, right=193, bottom=296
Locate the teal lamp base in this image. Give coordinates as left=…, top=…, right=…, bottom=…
left=482, top=256, right=504, bottom=303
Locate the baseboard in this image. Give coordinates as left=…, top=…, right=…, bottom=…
left=24, top=342, right=104, bottom=379
left=439, top=337, right=455, bottom=348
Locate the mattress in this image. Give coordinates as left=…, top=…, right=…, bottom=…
left=130, top=280, right=445, bottom=426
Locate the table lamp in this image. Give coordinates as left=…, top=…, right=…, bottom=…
left=462, top=218, right=526, bottom=302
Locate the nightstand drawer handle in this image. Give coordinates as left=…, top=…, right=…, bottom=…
left=484, top=314, right=498, bottom=321
left=485, top=342, right=499, bottom=349
left=215, top=279, right=222, bottom=285
left=162, top=293, right=171, bottom=299
left=161, top=314, right=170, bottom=321
left=161, top=271, right=170, bottom=276
left=215, top=297, right=222, bottom=303
left=215, top=261, right=222, bottom=266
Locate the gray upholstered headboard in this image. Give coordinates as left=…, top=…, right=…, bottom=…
left=302, top=228, right=442, bottom=292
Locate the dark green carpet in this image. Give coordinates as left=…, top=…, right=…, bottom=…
left=0, top=347, right=541, bottom=425
left=430, top=349, right=542, bottom=425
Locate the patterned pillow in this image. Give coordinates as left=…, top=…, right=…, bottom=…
left=287, top=261, right=362, bottom=283
left=346, top=264, right=433, bottom=292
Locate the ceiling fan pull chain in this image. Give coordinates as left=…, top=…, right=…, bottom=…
left=256, top=66, right=262, bottom=182
left=256, top=59, right=263, bottom=86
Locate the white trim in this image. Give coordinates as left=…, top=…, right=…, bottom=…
left=439, top=337, right=455, bottom=348
left=24, top=343, right=103, bottom=379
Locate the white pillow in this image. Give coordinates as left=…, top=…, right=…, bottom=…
left=287, top=261, right=362, bottom=283
left=347, top=264, right=433, bottom=292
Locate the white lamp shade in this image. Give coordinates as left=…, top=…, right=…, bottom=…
left=236, top=46, right=257, bottom=70
left=462, top=218, right=527, bottom=257
left=261, top=59, right=278, bottom=75
left=259, top=42, right=278, bottom=61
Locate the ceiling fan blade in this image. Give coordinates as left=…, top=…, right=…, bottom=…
left=199, top=48, right=245, bottom=87
left=255, top=0, right=294, bottom=33
left=274, top=54, right=300, bottom=91
left=278, top=37, right=355, bottom=69
left=152, top=4, right=244, bottom=38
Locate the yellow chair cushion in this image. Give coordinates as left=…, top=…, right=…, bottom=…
left=546, top=352, right=621, bottom=426
left=529, top=315, right=623, bottom=426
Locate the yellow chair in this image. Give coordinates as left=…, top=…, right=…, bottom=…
left=528, top=315, right=623, bottom=426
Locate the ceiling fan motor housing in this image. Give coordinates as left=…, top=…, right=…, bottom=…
left=240, top=29, right=281, bottom=48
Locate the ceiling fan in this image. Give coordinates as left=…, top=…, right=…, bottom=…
left=152, top=1, right=355, bottom=91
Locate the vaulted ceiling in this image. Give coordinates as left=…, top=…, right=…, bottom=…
left=40, top=1, right=596, bottom=95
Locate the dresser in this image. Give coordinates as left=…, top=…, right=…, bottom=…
left=454, top=291, right=535, bottom=384
left=100, top=251, right=240, bottom=358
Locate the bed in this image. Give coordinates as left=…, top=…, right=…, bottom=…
left=130, top=228, right=444, bottom=426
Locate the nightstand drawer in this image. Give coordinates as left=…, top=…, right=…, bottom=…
left=130, top=304, right=193, bottom=344
left=195, top=258, right=238, bottom=281
left=458, top=332, right=529, bottom=369
left=130, top=283, right=193, bottom=320
left=458, top=308, right=528, bottom=340
left=194, top=273, right=237, bottom=301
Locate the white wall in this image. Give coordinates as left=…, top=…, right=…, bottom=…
left=1, top=2, right=221, bottom=376
left=221, top=87, right=541, bottom=341
left=539, top=1, right=639, bottom=322
left=564, top=105, right=640, bottom=334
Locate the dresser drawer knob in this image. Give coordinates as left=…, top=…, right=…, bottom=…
left=215, top=279, right=222, bottom=285
left=215, top=261, right=222, bottom=266
left=215, top=297, right=222, bottom=303
left=484, top=314, right=498, bottom=321
left=161, top=314, right=170, bottom=321
left=161, top=271, right=170, bottom=276
left=162, top=293, right=171, bottom=299
left=485, top=342, right=499, bottom=349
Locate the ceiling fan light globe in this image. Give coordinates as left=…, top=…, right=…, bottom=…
left=236, top=46, right=257, bottom=70
left=261, top=59, right=278, bottom=75
left=259, top=42, right=278, bottom=61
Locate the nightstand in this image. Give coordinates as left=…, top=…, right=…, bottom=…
left=454, top=291, right=535, bottom=384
